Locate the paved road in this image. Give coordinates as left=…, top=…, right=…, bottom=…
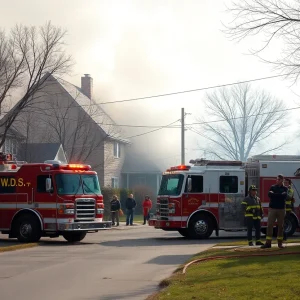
left=0, top=226, right=247, bottom=300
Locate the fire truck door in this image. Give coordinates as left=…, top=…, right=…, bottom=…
left=35, top=175, right=56, bottom=223
left=182, top=175, right=205, bottom=226
left=218, top=171, right=246, bottom=230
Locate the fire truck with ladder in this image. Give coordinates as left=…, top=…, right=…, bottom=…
left=0, top=153, right=111, bottom=243
left=149, top=155, right=300, bottom=239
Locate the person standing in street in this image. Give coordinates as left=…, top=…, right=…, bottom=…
left=142, top=195, right=152, bottom=225
left=241, top=185, right=264, bottom=246
left=125, top=193, right=136, bottom=226
left=110, top=195, right=121, bottom=226
left=283, top=178, right=295, bottom=241
left=261, top=174, right=288, bottom=249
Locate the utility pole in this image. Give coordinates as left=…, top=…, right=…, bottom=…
left=181, top=107, right=185, bottom=165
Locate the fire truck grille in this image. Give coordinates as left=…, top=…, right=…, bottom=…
left=75, top=199, right=96, bottom=220
left=159, top=198, right=169, bottom=220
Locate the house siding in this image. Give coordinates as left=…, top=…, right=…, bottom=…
left=103, top=140, right=125, bottom=187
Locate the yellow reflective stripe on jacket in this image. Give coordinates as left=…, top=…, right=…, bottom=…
left=241, top=202, right=247, bottom=205
left=245, top=214, right=253, bottom=217
left=247, top=205, right=261, bottom=209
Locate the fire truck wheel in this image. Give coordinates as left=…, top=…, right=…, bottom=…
left=62, top=232, right=87, bottom=242
left=16, top=214, right=41, bottom=243
left=178, top=229, right=190, bottom=238
left=188, top=214, right=214, bottom=239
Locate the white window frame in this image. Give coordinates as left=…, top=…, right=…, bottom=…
left=111, top=177, right=119, bottom=188
left=113, top=141, right=120, bottom=158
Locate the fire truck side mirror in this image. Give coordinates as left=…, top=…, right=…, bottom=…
left=46, top=178, right=52, bottom=193
left=187, top=177, right=192, bottom=192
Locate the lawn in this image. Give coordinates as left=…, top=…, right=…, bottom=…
left=215, top=237, right=300, bottom=247
left=148, top=245, right=300, bottom=300
left=119, top=214, right=144, bottom=223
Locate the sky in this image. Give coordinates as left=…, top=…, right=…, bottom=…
left=1, top=0, right=300, bottom=168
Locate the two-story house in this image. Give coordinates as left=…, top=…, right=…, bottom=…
left=2, top=73, right=130, bottom=187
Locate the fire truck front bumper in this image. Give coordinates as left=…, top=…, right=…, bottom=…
left=58, top=220, right=112, bottom=231
left=149, top=218, right=181, bottom=229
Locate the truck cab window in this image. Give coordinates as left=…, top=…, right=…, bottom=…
left=219, top=176, right=238, bottom=193
left=37, top=175, right=52, bottom=193
left=185, top=175, right=203, bottom=193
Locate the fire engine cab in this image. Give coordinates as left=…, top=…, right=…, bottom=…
left=0, top=153, right=111, bottom=243
left=149, top=155, right=300, bottom=239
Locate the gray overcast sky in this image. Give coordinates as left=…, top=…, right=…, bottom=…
left=2, top=0, right=300, bottom=166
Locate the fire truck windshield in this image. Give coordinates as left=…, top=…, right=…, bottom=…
left=55, top=174, right=101, bottom=195
left=158, top=174, right=184, bottom=196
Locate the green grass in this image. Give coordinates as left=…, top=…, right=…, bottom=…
left=148, top=245, right=300, bottom=300
left=215, top=237, right=300, bottom=247
left=119, top=214, right=144, bottom=223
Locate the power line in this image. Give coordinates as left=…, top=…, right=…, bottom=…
left=10, top=72, right=296, bottom=113
left=184, top=105, right=300, bottom=126
left=97, top=73, right=294, bottom=105
left=125, top=119, right=181, bottom=139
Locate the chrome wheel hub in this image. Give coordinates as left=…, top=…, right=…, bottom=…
left=194, top=220, right=208, bottom=235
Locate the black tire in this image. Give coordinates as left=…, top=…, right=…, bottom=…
left=62, top=232, right=87, bottom=242
left=188, top=214, right=214, bottom=239
left=284, top=215, right=297, bottom=237
left=16, top=214, right=41, bottom=243
left=178, top=228, right=190, bottom=238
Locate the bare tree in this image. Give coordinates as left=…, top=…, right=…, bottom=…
left=0, top=21, right=72, bottom=147
left=225, top=0, right=300, bottom=80
left=192, top=84, right=288, bottom=161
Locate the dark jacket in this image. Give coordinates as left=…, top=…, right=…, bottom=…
left=268, top=184, right=288, bottom=209
left=110, top=199, right=121, bottom=212
left=241, top=195, right=263, bottom=219
left=125, top=197, right=136, bottom=210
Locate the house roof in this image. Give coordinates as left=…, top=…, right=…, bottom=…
left=122, top=150, right=163, bottom=174
left=18, top=143, right=65, bottom=163
left=56, top=76, right=130, bottom=144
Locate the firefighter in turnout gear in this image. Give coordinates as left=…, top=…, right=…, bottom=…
left=241, top=185, right=264, bottom=246
left=283, top=178, right=295, bottom=241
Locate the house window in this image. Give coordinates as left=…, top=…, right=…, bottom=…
left=219, top=176, right=238, bottom=194
left=111, top=177, right=119, bottom=188
left=113, top=141, right=120, bottom=158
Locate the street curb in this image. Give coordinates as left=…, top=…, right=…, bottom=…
left=0, top=243, right=38, bottom=253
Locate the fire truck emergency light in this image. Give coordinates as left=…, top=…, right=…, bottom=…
left=170, top=165, right=191, bottom=171
left=66, top=164, right=91, bottom=171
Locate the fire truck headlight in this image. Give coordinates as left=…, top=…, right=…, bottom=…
left=169, top=209, right=175, bottom=214
left=65, top=209, right=75, bottom=214
left=97, top=208, right=104, bottom=214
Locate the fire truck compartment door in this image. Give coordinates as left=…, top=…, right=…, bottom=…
left=218, top=171, right=246, bottom=230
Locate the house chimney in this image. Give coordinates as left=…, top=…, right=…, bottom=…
left=81, top=74, right=93, bottom=99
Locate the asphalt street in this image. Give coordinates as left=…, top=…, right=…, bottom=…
left=0, top=225, right=247, bottom=300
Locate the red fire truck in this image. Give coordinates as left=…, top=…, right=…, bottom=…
left=0, top=153, right=111, bottom=243
left=149, top=155, right=300, bottom=239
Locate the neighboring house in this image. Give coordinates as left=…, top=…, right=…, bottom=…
left=3, top=73, right=130, bottom=187
left=121, top=148, right=163, bottom=197
left=0, top=127, right=25, bottom=157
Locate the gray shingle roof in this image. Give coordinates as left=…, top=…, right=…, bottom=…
left=18, top=143, right=65, bottom=163
left=56, top=77, right=130, bottom=144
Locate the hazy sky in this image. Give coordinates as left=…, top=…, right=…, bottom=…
left=2, top=0, right=300, bottom=167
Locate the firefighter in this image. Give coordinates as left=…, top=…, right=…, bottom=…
left=241, top=185, right=264, bottom=246
left=283, top=178, right=294, bottom=241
